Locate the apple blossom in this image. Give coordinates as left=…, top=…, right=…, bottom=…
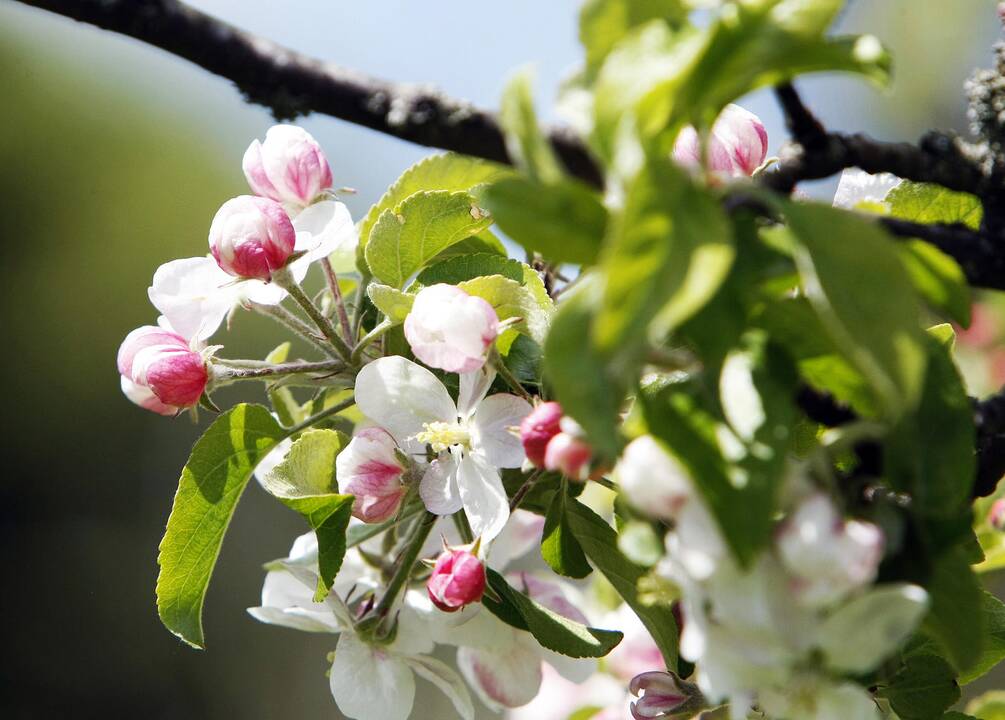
left=629, top=672, right=701, bottom=720
left=427, top=545, right=487, bottom=612
left=336, top=427, right=409, bottom=523
left=243, top=124, right=333, bottom=209
left=776, top=493, right=884, bottom=609
left=832, top=168, right=902, bottom=210
left=673, top=104, right=768, bottom=178
left=543, top=427, right=593, bottom=479
left=990, top=498, right=1005, bottom=531
left=519, top=401, right=563, bottom=467
left=249, top=532, right=475, bottom=720
left=208, top=195, right=296, bottom=281
left=404, top=284, right=499, bottom=373
left=354, top=357, right=531, bottom=542
left=117, top=323, right=208, bottom=413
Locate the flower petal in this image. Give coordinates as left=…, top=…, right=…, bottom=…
left=329, top=632, right=416, bottom=720
left=541, top=648, right=597, bottom=683
left=457, top=366, right=495, bottom=418
left=354, top=356, right=457, bottom=447
left=457, top=634, right=543, bottom=710
left=404, top=654, right=475, bottom=720
left=291, top=199, right=358, bottom=270
left=487, top=509, right=545, bottom=570
left=471, top=393, right=533, bottom=468
left=457, top=453, right=509, bottom=542
left=148, top=256, right=238, bottom=341
left=419, top=451, right=464, bottom=516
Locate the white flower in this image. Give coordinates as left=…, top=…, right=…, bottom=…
left=776, top=493, right=884, bottom=609
left=354, top=357, right=531, bottom=542
left=149, top=200, right=355, bottom=341
left=404, top=284, right=499, bottom=373
left=832, top=168, right=902, bottom=210
left=248, top=532, right=474, bottom=720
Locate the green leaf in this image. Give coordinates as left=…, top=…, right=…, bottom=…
left=617, top=521, right=663, bottom=568
left=429, top=229, right=508, bottom=261
left=499, top=67, right=563, bottom=184
left=887, top=181, right=983, bottom=231
left=566, top=499, right=679, bottom=670
left=257, top=429, right=355, bottom=601
left=359, top=154, right=510, bottom=252
left=595, top=154, right=733, bottom=367
left=417, top=253, right=525, bottom=286
left=967, top=690, right=1005, bottom=719
left=579, top=0, right=687, bottom=74
left=264, top=342, right=302, bottom=427
left=898, top=241, right=971, bottom=327
left=481, top=568, right=623, bottom=658
left=541, top=480, right=593, bottom=579
left=960, top=591, right=1005, bottom=685
left=156, top=404, right=285, bottom=648
left=458, top=274, right=553, bottom=351
left=367, top=283, right=414, bottom=324
left=924, top=547, right=985, bottom=675
left=480, top=176, right=608, bottom=266
left=543, top=276, right=625, bottom=459
left=365, top=191, right=494, bottom=288
left=878, top=654, right=961, bottom=720
left=782, top=200, right=926, bottom=419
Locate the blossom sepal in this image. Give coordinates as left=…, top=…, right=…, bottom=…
left=629, top=671, right=705, bottom=720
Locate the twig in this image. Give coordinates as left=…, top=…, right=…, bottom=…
left=321, top=258, right=354, bottom=341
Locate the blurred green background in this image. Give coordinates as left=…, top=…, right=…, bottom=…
left=0, top=1, right=1001, bottom=718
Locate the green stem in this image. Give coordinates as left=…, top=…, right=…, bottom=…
left=249, top=301, right=335, bottom=357
left=321, top=257, right=355, bottom=342
left=491, top=349, right=533, bottom=401
left=509, top=470, right=542, bottom=512
left=373, top=511, right=437, bottom=619
left=273, top=266, right=353, bottom=362
left=351, top=271, right=372, bottom=337
left=286, top=396, right=356, bottom=436
left=351, top=319, right=393, bottom=363
left=347, top=502, right=425, bottom=549
left=452, top=511, right=474, bottom=544
left=214, top=358, right=346, bottom=380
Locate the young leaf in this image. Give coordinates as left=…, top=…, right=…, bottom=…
left=367, top=284, right=414, bottom=324
left=541, top=480, right=593, bottom=579
left=499, top=67, right=562, bottom=184
left=959, top=591, right=1005, bottom=685
left=417, top=253, right=525, bottom=286
left=481, top=568, right=623, bottom=658
left=898, top=241, right=971, bottom=327
left=579, top=0, right=687, bottom=74
left=258, top=429, right=355, bottom=601
left=358, top=154, right=510, bottom=251
left=923, top=547, right=985, bottom=675
left=887, top=181, right=983, bottom=230
left=782, top=200, right=927, bottom=419
left=543, top=276, right=625, bottom=460
left=156, top=404, right=285, bottom=648
left=966, top=690, right=1005, bottom=719
left=878, top=653, right=961, bottom=720
left=595, top=153, right=734, bottom=367
left=479, top=176, right=608, bottom=266
left=365, top=190, right=494, bottom=288
left=566, top=499, right=680, bottom=671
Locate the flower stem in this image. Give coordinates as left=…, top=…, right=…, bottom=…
left=321, top=257, right=354, bottom=341
left=373, top=511, right=437, bottom=620
left=351, top=319, right=393, bottom=363
left=286, top=396, right=356, bottom=435
left=491, top=349, right=533, bottom=401
left=272, top=266, right=353, bottom=362
left=509, top=470, right=542, bottom=512
left=249, top=301, right=335, bottom=357
left=215, top=358, right=346, bottom=380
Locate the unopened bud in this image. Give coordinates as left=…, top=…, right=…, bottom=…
left=403, top=284, right=499, bottom=373
left=519, top=401, right=564, bottom=467
left=117, top=325, right=208, bottom=413
left=989, top=498, right=1005, bottom=531
left=427, top=546, right=486, bottom=612
left=629, top=671, right=703, bottom=720
left=243, top=124, right=333, bottom=208
left=673, top=104, right=768, bottom=178
left=544, top=432, right=593, bottom=480
left=208, top=195, right=296, bottom=281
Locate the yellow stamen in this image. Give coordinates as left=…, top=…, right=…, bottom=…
left=414, top=421, right=470, bottom=452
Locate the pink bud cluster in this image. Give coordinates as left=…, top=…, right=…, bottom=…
left=629, top=672, right=698, bottom=720
left=519, top=402, right=593, bottom=479
left=117, top=325, right=208, bottom=415
left=673, top=104, right=768, bottom=178
left=426, top=545, right=487, bottom=612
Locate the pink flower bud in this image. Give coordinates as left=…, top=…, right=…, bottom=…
left=243, top=124, right=333, bottom=208
left=427, top=546, right=486, bottom=612
left=117, top=325, right=208, bottom=412
left=989, top=498, right=1005, bottom=531
left=629, top=672, right=696, bottom=720
left=208, top=195, right=296, bottom=281
left=673, top=104, right=768, bottom=178
left=404, top=284, right=499, bottom=373
left=520, top=401, right=564, bottom=467
left=544, top=431, right=592, bottom=480
left=335, top=427, right=408, bottom=523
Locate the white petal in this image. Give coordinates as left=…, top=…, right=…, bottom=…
left=457, top=634, right=543, bottom=710
left=404, top=654, right=476, bottom=720
left=329, top=632, right=416, bottom=720
left=541, top=649, right=597, bottom=683
left=471, top=393, right=532, bottom=468
left=260, top=565, right=314, bottom=609
left=457, top=366, right=495, bottom=418
left=292, top=199, right=358, bottom=269
left=419, top=452, right=463, bottom=515
left=239, top=277, right=289, bottom=306
left=833, top=168, right=902, bottom=210
left=458, top=453, right=509, bottom=542
left=487, top=509, right=545, bottom=570
left=247, top=605, right=340, bottom=633
left=354, top=356, right=457, bottom=447
left=816, top=682, right=881, bottom=720
left=390, top=601, right=436, bottom=657
left=148, top=256, right=238, bottom=341
left=818, top=584, right=929, bottom=674
left=253, top=437, right=292, bottom=489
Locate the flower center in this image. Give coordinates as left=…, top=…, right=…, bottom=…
left=415, top=421, right=470, bottom=452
